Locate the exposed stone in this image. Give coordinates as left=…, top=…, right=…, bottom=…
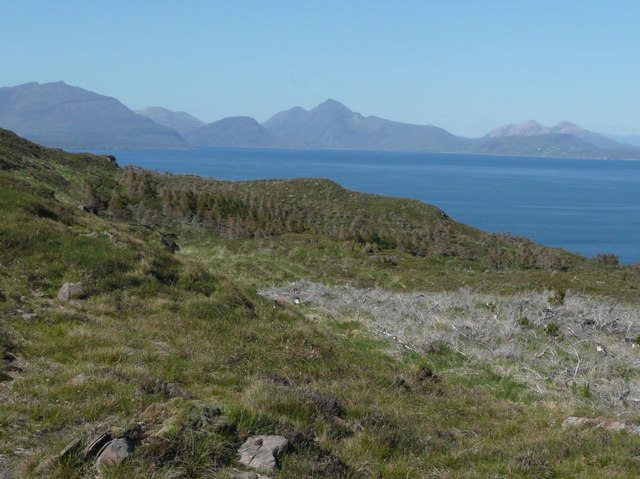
left=58, top=437, right=82, bottom=457
left=81, top=432, right=112, bottom=458
left=228, top=472, right=273, bottom=479
left=77, top=204, right=97, bottom=214
left=95, top=438, right=134, bottom=471
left=238, top=435, right=288, bottom=473
left=57, top=282, right=86, bottom=301
left=161, top=237, right=180, bottom=253
left=229, top=472, right=259, bottom=479
left=562, top=416, right=640, bottom=434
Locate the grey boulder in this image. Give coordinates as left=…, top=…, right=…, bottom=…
left=238, top=435, right=288, bottom=473
left=57, top=282, right=87, bottom=300
left=95, top=438, right=134, bottom=473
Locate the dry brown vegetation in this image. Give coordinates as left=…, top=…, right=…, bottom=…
left=261, top=281, right=640, bottom=410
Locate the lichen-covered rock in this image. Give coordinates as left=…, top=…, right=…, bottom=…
left=238, top=435, right=288, bottom=473
left=57, top=282, right=86, bottom=300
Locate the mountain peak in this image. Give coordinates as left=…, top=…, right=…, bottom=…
left=315, top=99, right=353, bottom=114
left=486, top=120, right=550, bottom=137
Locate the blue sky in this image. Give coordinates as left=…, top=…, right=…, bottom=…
left=2, top=1, right=639, bottom=136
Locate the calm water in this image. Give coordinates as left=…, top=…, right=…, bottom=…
left=93, top=148, right=640, bottom=264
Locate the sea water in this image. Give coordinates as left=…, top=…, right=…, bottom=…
left=89, top=147, right=640, bottom=264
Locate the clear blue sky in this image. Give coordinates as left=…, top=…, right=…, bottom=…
left=2, top=1, right=639, bottom=137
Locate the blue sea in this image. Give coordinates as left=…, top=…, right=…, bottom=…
left=91, top=148, right=640, bottom=264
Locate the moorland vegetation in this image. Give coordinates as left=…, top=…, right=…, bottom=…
left=1, top=127, right=640, bottom=478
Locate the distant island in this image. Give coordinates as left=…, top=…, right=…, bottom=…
left=1, top=81, right=639, bottom=159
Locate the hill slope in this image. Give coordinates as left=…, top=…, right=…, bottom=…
left=0, top=82, right=186, bottom=149
left=1, top=129, right=640, bottom=478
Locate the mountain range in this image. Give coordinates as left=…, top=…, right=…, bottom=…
left=0, top=81, right=638, bottom=159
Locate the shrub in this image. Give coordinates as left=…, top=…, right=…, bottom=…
left=548, top=287, right=566, bottom=306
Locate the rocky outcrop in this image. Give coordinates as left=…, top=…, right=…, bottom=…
left=237, top=435, right=289, bottom=473
left=57, top=282, right=86, bottom=300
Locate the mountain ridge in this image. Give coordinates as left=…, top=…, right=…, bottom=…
left=134, top=106, right=205, bottom=136
left=2, top=81, right=639, bottom=158
left=0, top=82, right=186, bottom=149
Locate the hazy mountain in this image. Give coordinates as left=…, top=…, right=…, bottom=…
left=486, top=120, right=550, bottom=137
left=486, top=120, right=628, bottom=149
left=549, top=121, right=623, bottom=149
left=262, top=106, right=307, bottom=137
left=135, top=106, right=204, bottom=136
left=605, top=134, right=640, bottom=148
left=184, top=116, right=300, bottom=148
left=0, top=82, right=186, bottom=149
left=262, top=99, right=467, bottom=152
left=472, top=134, right=600, bottom=157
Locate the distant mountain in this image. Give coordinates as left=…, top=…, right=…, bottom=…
left=135, top=106, right=204, bottom=136
left=0, top=82, right=186, bottom=149
left=184, top=116, right=303, bottom=148
left=4, top=81, right=638, bottom=158
left=262, top=99, right=467, bottom=152
left=605, top=134, right=640, bottom=148
left=487, top=120, right=550, bottom=137
left=472, top=134, right=600, bottom=157
left=486, top=120, right=626, bottom=149
left=262, top=106, right=308, bottom=137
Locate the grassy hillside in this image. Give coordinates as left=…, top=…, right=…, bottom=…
left=2, top=129, right=640, bottom=478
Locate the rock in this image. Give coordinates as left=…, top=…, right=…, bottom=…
left=95, top=438, right=134, bottom=472
left=77, top=204, right=97, bottom=214
left=57, top=282, right=86, bottom=301
left=105, top=155, right=117, bottom=164
left=81, top=432, right=112, bottom=457
left=562, top=416, right=640, bottom=434
left=161, top=237, right=180, bottom=253
left=238, top=435, right=288, bottom=473
left=57, top=437, right=82, bottom=457
left=228, top=472, right=272, bottom=479
left=229, top=472, right=259, bottom=479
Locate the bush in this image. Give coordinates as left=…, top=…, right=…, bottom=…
left=595, top=253, right=620, bottom=267
left=548, top=287, right=566, bottom=306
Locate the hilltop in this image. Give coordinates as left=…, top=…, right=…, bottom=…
left=1, top=129, right=640, bottom=478
left=0, top=82, right=186, bottom=149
